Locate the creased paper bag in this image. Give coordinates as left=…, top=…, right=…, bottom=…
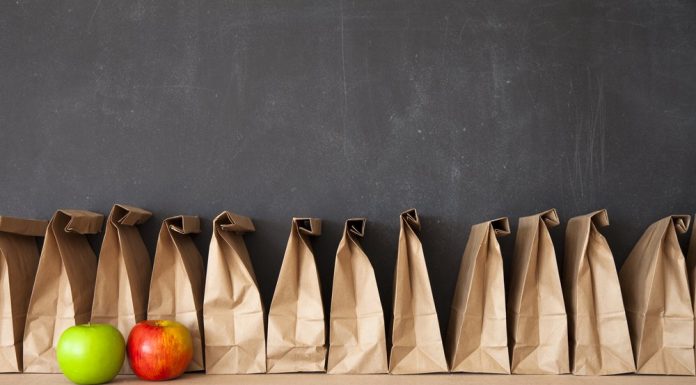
left=23, top=209, right=104, bottom=373
left=390, top=209, right=448, bottom=374
left=148, top=215, right=205, bottom=372
left=0, top=216, right=47, bottom=372
left=446, top=217, right=510, bottom=374
left=688, top=214, right=696, bottom=372
left=563, top=209, right=635, bottom=375
left=91, top=204, right=152, bottom=374
left=508, top=208, right=569, bottom=374
left=267, top=218, right=325, bottom=373
left=620, top=215, right=695, bottom=375
left=327, top=218, right=387, bottom=374
left=203, top=211, right=265, bottom=374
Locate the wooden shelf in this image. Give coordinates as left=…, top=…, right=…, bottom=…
left=0, top=373, right=694, bottom=385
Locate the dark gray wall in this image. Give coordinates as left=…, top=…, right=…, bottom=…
left=1, top=0, right=695, bottom=338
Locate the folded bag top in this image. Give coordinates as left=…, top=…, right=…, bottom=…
left=217, top=211, right=255, bottom=233
left=111, top=204, right=152, bottom=226
left=0, top=216, right=48, bottom=237
left=59, top=209, right=104, bottom=234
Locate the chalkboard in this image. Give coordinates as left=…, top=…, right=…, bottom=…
left=1, top=1, right=695, bottom=339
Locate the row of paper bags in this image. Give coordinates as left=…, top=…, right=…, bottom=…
left=0, top=205, right=695, bottom=376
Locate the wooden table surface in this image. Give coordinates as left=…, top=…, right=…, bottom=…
left=0, top=373, right=694, bottom=385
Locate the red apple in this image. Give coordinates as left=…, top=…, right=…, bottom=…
left=127, top=320, right=193, bottom=381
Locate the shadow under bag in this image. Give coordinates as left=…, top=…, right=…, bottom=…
left=0, top=216, right=47, bottom=372
left=620, top=215, right=695, bottom=375
left=91, top=204, right=152, bottom=374
left=266, top=218, right=325, bottom=373
left=203, top=211, right=265, bottom=374
left=390, top=209, right=448, bottom=374
left=147, top=215, right=205, bottom=372
left=507, top=209, right=569, bottom=374
left=563, top=210, right=635, bottom=375
left=446, top=217, right=510, bottom=374
left=327, top=218, right=388, bottom=374
left=23, top=210, right=104, bottom=373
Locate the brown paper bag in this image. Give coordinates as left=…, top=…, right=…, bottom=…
left=147, top=215, right=205, bottom=372
left=446, top=217, right=510, bottom=374
left=23, top=209, right=104, bottom=373
left=0, top=216, right=47, bottom=372
left=390, top=209, right=448, bottom=374
left=266, top=218, right=325, bottom=373
left=563, top=209, right=635, bottom=375
left=90, top=204, right=152, bottom=374
left=508, top=208, right=569, bottom=374
left=688, top=214, right=696, bottom=371
left=327, top=218, right=388, bottom=374
left=619, top=215, right=695, bottom=375
left=203, top=211, right=265, bottom=374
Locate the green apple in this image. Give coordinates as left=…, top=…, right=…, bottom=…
left=57, top=324, right=126, bottom=385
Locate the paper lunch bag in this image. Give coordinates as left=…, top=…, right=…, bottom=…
left=563, top=210, right=635, bottom=375
left=327, top=218, right=388, bottom=374
left=23, top=209, right=104, bottom=373
left=390, top=209, right=448, bottom=374
left=0, top=216, right=47, bottom=372
left=507, top=208, right=569, bottom=374
left=266, top=218, right=325, bottom=373
left=688, top=214, right=696, bottom=372
left=147, top=215, right=205, bottom=372
left=446, top=217, right=510, bottom=374
left=90, top=204, right=152, bottom=374
left=203, top=211, right=265, bottom=374
left=620, top=215, right=695, bottom=375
